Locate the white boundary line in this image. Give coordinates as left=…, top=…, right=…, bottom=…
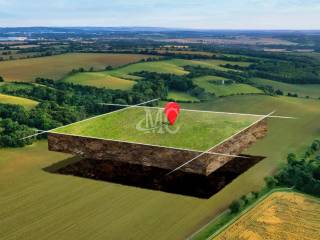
left=52, top=98, right=160, bottom=132
left=19, top=100, right=251, bottom=159
left=100, top=103, right=296, bottom=119
left=20, top=98, right=160, bottom=140
left=20, top=104, right=282, bottom=162
left=46, top=102, right=264, bottom=159
left=20, top=130, right=47, bottom=140
left=166, top=111, right=275, bottom=175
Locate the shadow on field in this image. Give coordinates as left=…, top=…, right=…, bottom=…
left=44, top=155, right=265, bottom=199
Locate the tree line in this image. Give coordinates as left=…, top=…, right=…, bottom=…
left=135, top=71, right=209, bottom=100
left=229, top=139, right=320, bottom=214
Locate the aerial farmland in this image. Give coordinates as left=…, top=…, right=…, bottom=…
left=1, top=5, right=320, bottom=239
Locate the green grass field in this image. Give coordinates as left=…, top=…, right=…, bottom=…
left=0, top=53, right=151, bottom=82
left=113, top=60, right=188, bottom=76
left=0, top=93, right=38, bottom=109
left=61, top=59, right=189, bottom=89
left=167, top=91, right=200, bottom=102
left=1, top=95, right=320, bottom=240
left=0, top=82, right=34, bottom=91
left=252, top=77, right=320, bottom=98
left=63, top=72, right=135, bottom=90
left=165, top=59, right=251, bottom=72
left=194, top=76, right=263, bottom=96
left=52, top=106, right=258, bottom=151
left=109, top=58, right=247, bottom=77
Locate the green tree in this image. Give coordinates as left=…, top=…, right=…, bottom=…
left=229, top=200, right=241, bottom=213
left=265, top=176, right=278, bottom=188
left=287, top=153, right=297, bottom=165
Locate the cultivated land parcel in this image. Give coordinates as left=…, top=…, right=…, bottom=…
left=52, top=106, right=259, bottom=151
left=62, top=58, right=260, bottom=95
left=0, top=53, right=150, bottom=82
left=215, top=191, right=320, bottom=240
left=0, top=93, right=38, bottom=109
left=1, top=95, right=320, bottom=240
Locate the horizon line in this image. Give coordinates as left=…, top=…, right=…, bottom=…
left=0, top=26, right=320, bottom=31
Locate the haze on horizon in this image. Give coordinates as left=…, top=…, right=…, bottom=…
left=0, top=0, right=319, bottom=30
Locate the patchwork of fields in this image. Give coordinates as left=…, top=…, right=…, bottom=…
left=0, top=51, right=265, bottom=100
left=1, top=95, right=320, bottom=239
left=61, top=58, right=253, bottom=96
left=1, top=51, right=320, bottom=239
left=215, top=191, right=320, bottom=240
left=0, top=53, right=151, bottom=82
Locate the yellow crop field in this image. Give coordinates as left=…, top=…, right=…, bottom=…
left=215, top=192, right=320, bottom=240
left=0, top=93, right=38, bottom=109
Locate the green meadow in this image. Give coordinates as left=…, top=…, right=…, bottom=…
left=62, top=58, right=252, bottom=89
left=167, top=91, right=200, bottom=102
left=0, top=93, right=38, bottom=109
left=194, top=76, right=263, bottom=97
left=52, top=106, right=258, bottom=151
left=252, top=77, right=320, bottom=98
left=63, top=72, right=135, bottom=90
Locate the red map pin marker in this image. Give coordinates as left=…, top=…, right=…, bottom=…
left=164, top=102, right=180, bottom=125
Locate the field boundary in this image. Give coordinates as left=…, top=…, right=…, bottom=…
left=48, top=106, right=264, bottom=158
left=21, top=98, right=160, bottom=140
left=100, top=104, right=296, bottom=119
left=188, top=187, right=319, bottom=240
left=167, top=111, right=273, bottom=174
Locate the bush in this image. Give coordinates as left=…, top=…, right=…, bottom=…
left=0, top=119, right=35, bottom=147
left=275, top=89, right=284, bottom=95
left=265, top=176, right=278, bottom=189
left=229, top=200, right=241, bottom=213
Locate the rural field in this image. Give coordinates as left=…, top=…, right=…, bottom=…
left=63, top=72, right=136, bottom=90
left=214, top=191, right=320, bottom=240
left=0, top=53, right=151, bottom=82
left=167, top=59, right=251, bottom=71
left=193, top=76, right=263, bottom=97
left=0, top=93, right=38, bottom=109
left=2, top=4, right=320, bottom=240
left=1, top=95, right=320, bottom=240
left=61, top=58, right=252, bottom=90
left=252, top=77, right=320, bottom=98
left=167, top=91, right=200, bottom=102
left=52, top=106, right=259, bottom=151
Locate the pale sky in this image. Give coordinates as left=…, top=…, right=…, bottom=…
left=0, top=0, right=320, bottom=29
